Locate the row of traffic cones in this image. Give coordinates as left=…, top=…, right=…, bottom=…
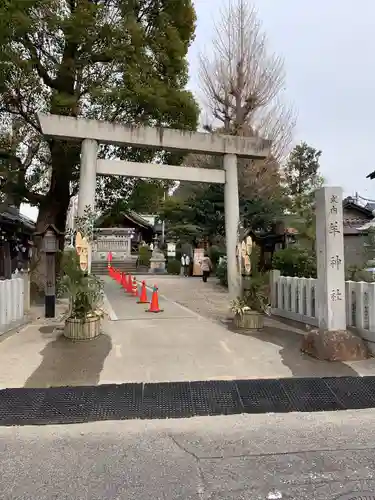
left=108, top=266, right=163, bottom=313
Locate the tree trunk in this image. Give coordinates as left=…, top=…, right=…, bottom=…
left=30, top=139, right=79, bottom=301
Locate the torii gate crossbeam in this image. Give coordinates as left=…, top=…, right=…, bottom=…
left=38, top=113, right=270, bottom=300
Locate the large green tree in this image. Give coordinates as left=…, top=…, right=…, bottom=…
left=284, top=141, right=323, bottom=245
left=158, top=196, right=203, bottom=241
left=284, top=142, right=323, bottom=207
left=160, top=181, right=285, bottom=244
left=0, top=0, right=199, bottom=235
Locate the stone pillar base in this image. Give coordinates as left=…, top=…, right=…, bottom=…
left=148, top=267, right=166, bottom=274
left=301, top=329, right=369, bottom=361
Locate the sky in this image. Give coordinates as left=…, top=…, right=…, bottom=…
left=21, top=0, right=375, bottom=220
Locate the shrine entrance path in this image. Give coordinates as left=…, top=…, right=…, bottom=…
left=99, top=274, right=363, bottom=384
left=0, top=275, right=370, bottom=390
left=100, top=274, right=292, bottom=383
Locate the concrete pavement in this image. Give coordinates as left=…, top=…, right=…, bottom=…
left=2, top=410, right=375, bottom=499
left=0, top=277, right=294, bottom=388
left=2, top=274, right=375, bottom=388
left=2, top=275, right=375, bottom=499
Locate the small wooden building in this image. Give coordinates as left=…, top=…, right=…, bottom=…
left=95, top=210, right=154, bottom=244
left=342, top=197, right=373, bottom=266
left=270, top=198, right=374, bottom=268
left=0, top=205, right=35, bottom=279
left=92, top=210, right=155, bottom=262
left=241, top=223, right=297, bottom=271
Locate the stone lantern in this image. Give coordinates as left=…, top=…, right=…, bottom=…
left=149, top=234, right=166, bottom=274
left=34, top=224, right=63, bottom=318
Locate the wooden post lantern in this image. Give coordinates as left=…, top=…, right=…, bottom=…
left=35, top=224, right=62, bottom=318
left=42, top=229, right=59, bottom=253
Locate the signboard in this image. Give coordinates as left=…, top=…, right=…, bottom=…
left=75, top=231, right=88, bottom=272
left=193, top=248, right=204, bottom=276
left=167, top=243, right=176, bottom=257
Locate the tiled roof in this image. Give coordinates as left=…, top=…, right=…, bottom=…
left=96, top=210, right=154, bottom=230
left=125, top=210, right=154, bottom=229
left=0, top=205, right=35, bottom=232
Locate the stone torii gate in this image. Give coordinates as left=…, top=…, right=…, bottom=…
left=38, top=113, right=270, bottom=300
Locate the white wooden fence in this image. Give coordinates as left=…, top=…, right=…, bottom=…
left=270, top=272, right=318, bottom=327
left=345, top=280, right=375, bottom=349
left=0, top=277, right=25, bottom=335
left=270, top=270, right=375, bottom=350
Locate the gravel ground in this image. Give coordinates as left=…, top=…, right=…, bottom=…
left=140, top=275, right=232, bottom=323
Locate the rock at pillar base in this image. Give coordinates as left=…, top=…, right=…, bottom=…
left=301, top=329, right=369, bottom=361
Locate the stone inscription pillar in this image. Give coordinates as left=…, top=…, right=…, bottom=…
left=315, top=186, right=346, bottom=331
left=302, top=185, right=368, bottom=360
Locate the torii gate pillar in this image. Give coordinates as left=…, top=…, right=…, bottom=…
left=38, top=113, right=270, bottom=301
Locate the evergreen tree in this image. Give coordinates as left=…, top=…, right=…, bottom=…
left=284, top=141, right=323, bottom=213
left=0, top=0, right=199, bottom=236
left=284, top=141, right=324, bottom=246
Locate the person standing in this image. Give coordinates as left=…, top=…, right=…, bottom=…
left=200, top=252, right=212, bottom=282
left=181, top=253, right=190, bottom=276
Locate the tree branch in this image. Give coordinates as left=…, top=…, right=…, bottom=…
left=22, top=35, right=59, bottom=91
left=0, top=101, right=41, bottom=135
left=24, top=189, right=45, bottom=205
left=198, top=0, right=294, bottom=157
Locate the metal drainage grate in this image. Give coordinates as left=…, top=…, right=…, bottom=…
left=142, top=382, right=194, bottom=419
left=1, top=376, right=375, bottom=426
left=280, top=377, right=344, bottom=412
left=190, top=380, right=243, bottom=416
left=237, top=379, right=292, bottom=414
left=324, top=376, right=375, bottom=409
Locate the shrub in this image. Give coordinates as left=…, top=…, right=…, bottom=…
left=167, top=258, right=181, bottom=275
left=244, top=273, right=270, bottom=313
left=209, top=245, right=226, bottom=269
left=58, top=249, right=104, bottom=319
left=346, top=264, right=375, bottom=282
left=272, top=246, right=316, bottom=278
left=216, top=258, right=228, bottom=287
left=138, top=245, right=152, bottom=266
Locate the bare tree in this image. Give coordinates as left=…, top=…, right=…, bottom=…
left=199, top=0, right=295, bottom=162
left=252, top=99, right=297, bottom=164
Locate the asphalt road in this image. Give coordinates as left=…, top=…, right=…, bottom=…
left=2, top=411, right=375, bottom=499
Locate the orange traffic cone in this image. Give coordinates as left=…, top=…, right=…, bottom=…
left=126, top=274, right=132, bottom=293
left=121, top=272, right=127, bottom=289
left=137, top=281, right=149, bottom=304
left=132, top=277, right=139, bottom=297
left=146, top=286, right=163, bottom=313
